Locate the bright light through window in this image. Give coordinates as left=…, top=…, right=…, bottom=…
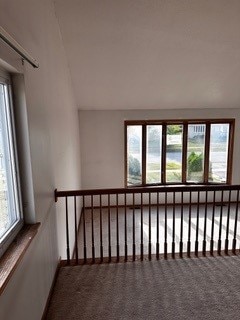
left=0, top=83, right=21, bottom=244
left=125, top=120, right=234, bottom=186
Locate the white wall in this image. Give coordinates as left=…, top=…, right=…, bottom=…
left=0, top=1, right=81, bottom=319
left=79, top=108, right=240, bottom=189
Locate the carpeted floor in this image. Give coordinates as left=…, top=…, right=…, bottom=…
left=46, top=255, right=240, bottom=320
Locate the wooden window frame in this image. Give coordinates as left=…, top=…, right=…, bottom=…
left=125, top=119, right=235, bottom=187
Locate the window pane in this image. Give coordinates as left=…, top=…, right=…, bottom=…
left=146, top=125, right=162, bottom=184
left=127, top=126, right=142, bottom=186
left=187, top=124, right=206, bottom=183
left=209, top=124, right=229, bottom=183
left=0, top=84, right=20, bottom=240
left=166, top=125, right=183, bottom=183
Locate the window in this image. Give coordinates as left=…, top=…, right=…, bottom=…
left=0, top=75, right=23, bottom=258
left=125, top=119, right=234, bottom=187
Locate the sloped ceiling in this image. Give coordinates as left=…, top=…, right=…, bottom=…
left=54, top=0, right=240, bottom=110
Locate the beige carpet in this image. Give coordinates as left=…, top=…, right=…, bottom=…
left=46, top=255, right=240, bottom=320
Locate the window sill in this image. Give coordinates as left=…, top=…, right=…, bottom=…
left=0, top=223, right=40, bottom=295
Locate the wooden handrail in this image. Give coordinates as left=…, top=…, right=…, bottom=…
left=55, top=184, right=240, bottom=201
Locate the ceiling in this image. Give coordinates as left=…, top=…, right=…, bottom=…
left=54, top=0, right=240, bottom=110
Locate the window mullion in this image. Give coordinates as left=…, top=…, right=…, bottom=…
left=142, top=125, right=146, bottom=186
left=204, top=122, right=210, bottom=183
left=226, top=121, right=234, bottom=184
left=124, top=123, right=128, bottom=188
left=161, top=124, right=166, bottom=184
left=182, top=122, right=188, bottom=183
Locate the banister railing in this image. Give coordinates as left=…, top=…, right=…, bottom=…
left=55, top=184, right=240, bottom=197
left=55, top=185, right=240, bottom=265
